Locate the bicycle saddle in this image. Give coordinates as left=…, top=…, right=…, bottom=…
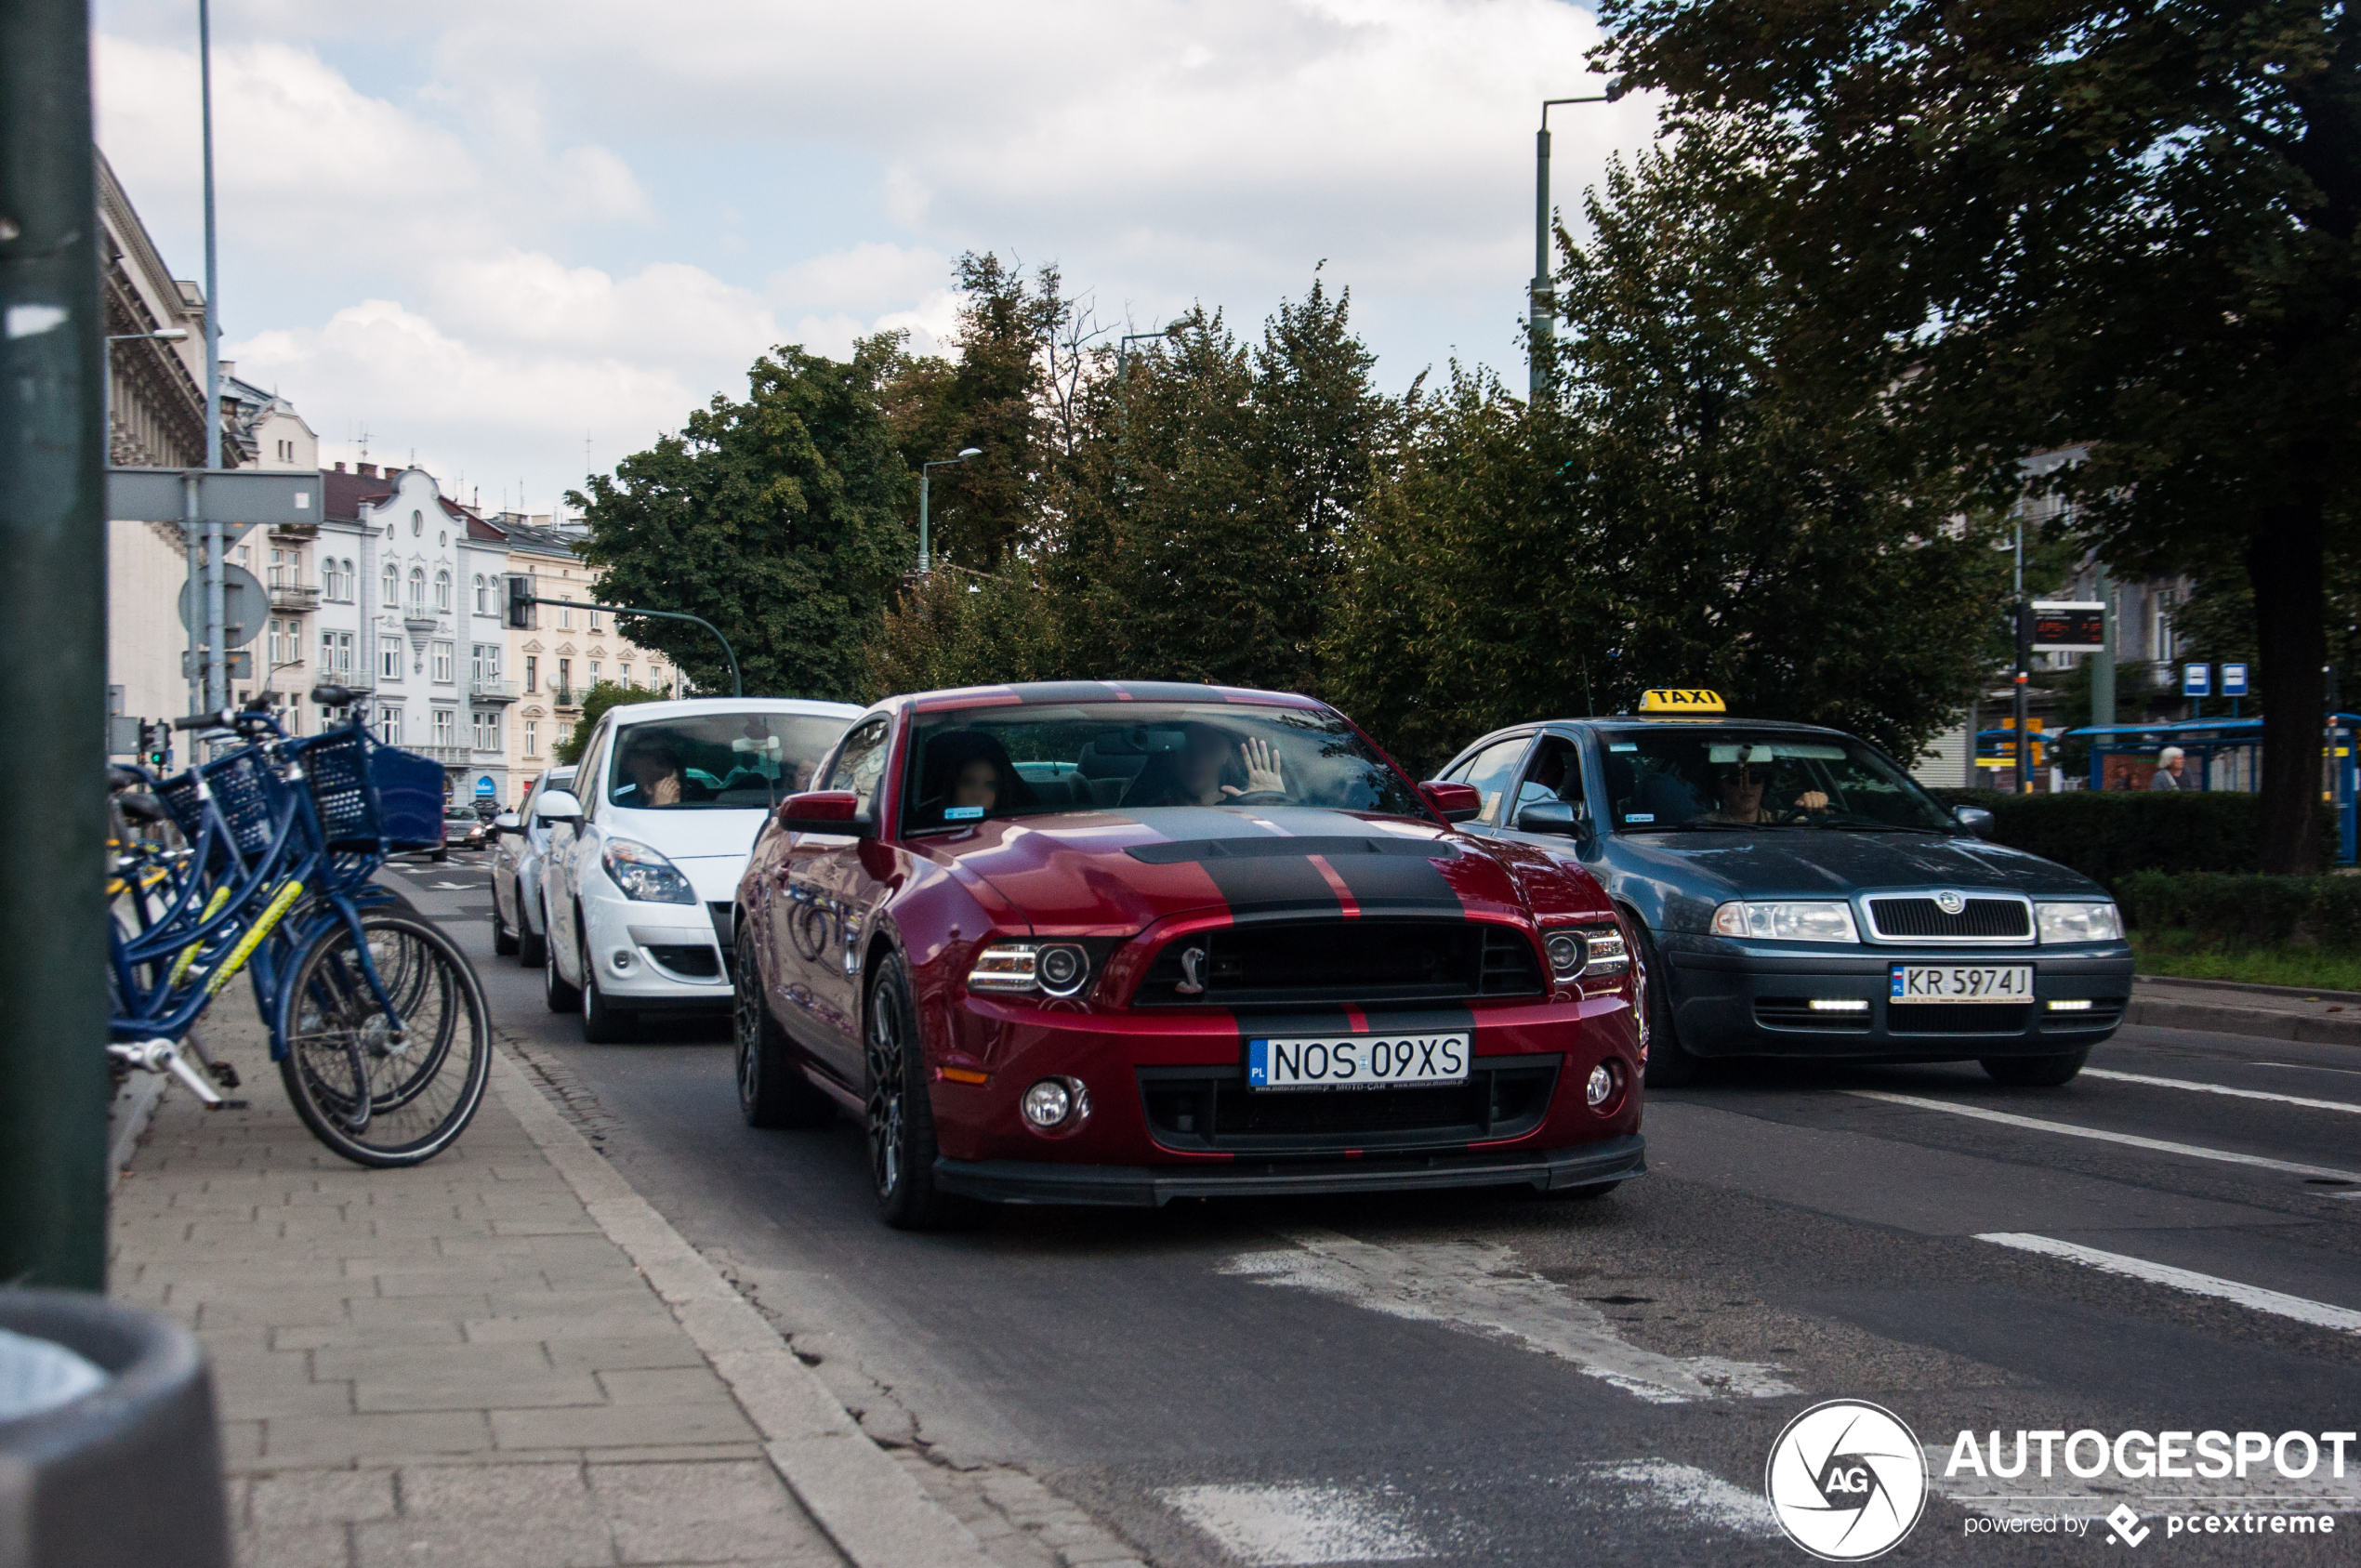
left=310, top=683, right=364, bottom=707
left=108, top=763, right=148, bottom=793
left=118, top=792, right=167, bottom=825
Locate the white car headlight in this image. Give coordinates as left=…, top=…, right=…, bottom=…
left=600, top=837, right=697, bottom=904
left=1710, top=901, right=1860, bottom=943
left=968, top=942, right=1092, bottom=997
left=2038, top=901, right=2122, bottom=943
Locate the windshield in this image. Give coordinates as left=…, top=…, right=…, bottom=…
left=1601, top=727, right=1952, bottom=833
left=902, top=701, right=1424, bottom=831
left=607, top=712, right=850, bottom=811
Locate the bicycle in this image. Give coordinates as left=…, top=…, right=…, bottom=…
left=106, top=685, right=491, bottom=1167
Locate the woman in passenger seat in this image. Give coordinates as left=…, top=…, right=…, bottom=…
left=918, top=732, right=1034, bottom=824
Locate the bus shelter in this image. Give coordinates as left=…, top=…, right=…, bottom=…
left=2064, top=714, right=2361, bottom=865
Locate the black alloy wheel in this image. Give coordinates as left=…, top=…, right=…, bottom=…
left=734, top=929, right=831, bottom=1128
left=864, top=952, right=965, bottom=1230
left=1634, top=924, right=1706, bottom=1088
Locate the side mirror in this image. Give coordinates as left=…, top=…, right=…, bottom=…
left=1954, top=804, right=1996, bottom=839
left=1418, top=781, right=1483, bottom=824
left=493, top=811, right=521, bottom=835
left=535, top=789, right=584, bottom=825
left=1514, top=799, right=1589, bottom=837
left=776, top=790, right=872, bottom=837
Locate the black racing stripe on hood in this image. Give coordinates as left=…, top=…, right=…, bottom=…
left=1326, top=850, right=1465, bottom=914
left=1125, top=835, right=1457, bottom=866
left=1198, top=854, right=1343, bottom=918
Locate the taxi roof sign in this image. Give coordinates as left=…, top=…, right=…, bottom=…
left=1638, top=688, right=1726, bottom=715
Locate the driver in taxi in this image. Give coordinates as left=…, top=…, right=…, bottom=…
left=1705, top=758, right=1830, bottom=824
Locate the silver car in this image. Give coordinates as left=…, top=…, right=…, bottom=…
left=491, top=765, right=575, bottom=966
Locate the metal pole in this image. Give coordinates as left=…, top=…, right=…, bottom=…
left=2011, top=520, right=2031, bottom=793
left=918, top=466, right=930, bottom=575
left=183, top=473, right=202, bottom=712
left=1530, top=124, right=1552, bottom=402
left=200, top=0, right=227, bottom=712
left=2091, top=560, right=2116, bottom=733
left=0, top=0, right=112, bottom=1289
left=538, top=599, right=742, bottom=697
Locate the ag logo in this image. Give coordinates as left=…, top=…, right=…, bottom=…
left=1934, top=890, right=1966, bottom=916
left=1764, top=1400, right=1927, bottom=1561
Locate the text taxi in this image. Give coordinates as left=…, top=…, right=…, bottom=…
left=1427, top=691, right=2133, bottom=1086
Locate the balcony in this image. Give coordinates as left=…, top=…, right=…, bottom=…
left=410, top=744, right=471, bottom=767
left=269, top=581, right=322, bottom=613
left=551, top=685, right=583, bottom=709
left=469, top=679, right=521, bottom=704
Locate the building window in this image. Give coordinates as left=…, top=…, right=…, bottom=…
left=380, top=641, right=402, bottom=681
left=618, top=662, right=631, bottom=688
left=524, top=654, right=537, bottom=692
left=589, top=606, right=602, bottom=632
left=408, top=567, right=426, bottom=611
left=2153, top=588, right=2177, bottom=664
left=472, top=709, right=498, bottom=751
left=559, top=722, right=574, bottom=750
left=470, top=642, right=499, bottom=681
left=557, top=658, right=571, bottom=694
left=525, top=720, right=538, bottom=757
left=411, top=508, right=423, bottom=536
left=587, top=661, right=600, bottom=687
left=320, top=629, right=353, bottom=674
left=431, top=641, right=454, bottom=684
left=382, top=562, right=398, bottom=606
left=380, top=707, right=402, bottom=744
left=432, top=708, right=455, bottom=748
left=473, top=574, right=487, bottom=614
left=559, top=599, right=574, bottom=630
left=435, top=570, right=452, bottom=612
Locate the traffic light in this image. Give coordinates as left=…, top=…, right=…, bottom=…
left=507, top=573, right=536, bottom=630
left=142, top=721, right=170, bottom=771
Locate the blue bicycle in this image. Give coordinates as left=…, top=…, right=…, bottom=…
left=106, top=684, right=490, bottom=1166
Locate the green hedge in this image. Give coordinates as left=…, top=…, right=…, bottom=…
left=2117, top=871, right=2361, bottom=949
left=1923, top=788, right=2267, bottom=887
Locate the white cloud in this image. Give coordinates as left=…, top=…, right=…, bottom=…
left=769, top=244, right=952, bottom=315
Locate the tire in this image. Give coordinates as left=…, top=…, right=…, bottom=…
left=543, top=899, right=580, bottom=1011
left=278, top=909, right=491, bottom=1167
left=517, top=889, right=547, bottom=968
left=1982, top=1049, right=2090, bottom=1087
left=735, top=929, right=831, bottom=1128
left=864, top=952, right=969, bottom=1230
left=578, top=918, right=635, bottom=1044
left=1635, top=925, right=1707, bottom=1088
left=491, top=893, right=519, bottom=957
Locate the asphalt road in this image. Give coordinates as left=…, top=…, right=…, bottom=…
left=396, top=852, right=2361, bottom=1566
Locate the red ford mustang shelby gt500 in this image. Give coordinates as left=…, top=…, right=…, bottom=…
left=732, top=681, right=1647, bottom=1228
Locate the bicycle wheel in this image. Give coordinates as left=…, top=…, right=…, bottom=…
left=279, top=909, right=491, bottom=1166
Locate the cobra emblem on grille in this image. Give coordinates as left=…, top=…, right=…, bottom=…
left=1934, top=890, right=1966, bottom=916
left=1176, top=944, right=1207, bottom=995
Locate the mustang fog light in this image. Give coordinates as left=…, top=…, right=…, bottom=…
left=1021, top=1077, right=1090, bottom=1130
left=1545, top=930, right=1588, bottom=978
left=1035, top=943, right=1089, bottom=996
left=1585, top=1062, right=1620, bottom=1108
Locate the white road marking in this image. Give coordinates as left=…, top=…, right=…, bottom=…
left=2256, top=1060, right=2361, bottom=1077
left=1975, top=1233, right=2361, bottom=1336
left=2081, top=1067, right=2361, bottom=1115
left=1584, top=1460, right=1780, bottom=1535
left=1924, top=1443, right=2361, bottom=1520
left=1847, top=1090, right=2361, bottom=1182
left=428, top=882, right=474, bottom=890
left=1220, top=1230, right=1797, bottom=1404
left=1159, top=1483, right=1425, bottom=1565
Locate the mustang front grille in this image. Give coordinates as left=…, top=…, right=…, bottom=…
left=1139, top=1058, right=1560, bottom=1153
left=1863, top=894, right=2034, bottom=943
left=1132, top=919, right=1543, bottom=1008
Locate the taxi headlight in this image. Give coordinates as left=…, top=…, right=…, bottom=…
left=2038, top=901, right=2122, bottom=943
left=1710, top=901, right=1860, bottom=943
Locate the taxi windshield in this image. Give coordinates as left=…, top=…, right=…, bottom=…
left=1601, top=728, right=1952, bottom=833
left=608, top=713, right=848, bottom=810
left=903, top=701, right=1423, bottom=830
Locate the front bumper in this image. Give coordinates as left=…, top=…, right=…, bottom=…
left=1662, top=935, right=2134, bottom=1060
left=934, top=1133, right=1647, bottom=1207
left=579, top=887, right=732, bottom=1005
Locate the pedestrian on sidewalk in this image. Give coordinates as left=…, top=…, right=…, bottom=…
left=2148, top=746, right=2186, bottom=790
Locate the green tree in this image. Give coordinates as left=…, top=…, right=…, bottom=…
left=1597, top=0, right=2361, bottom=869
left=552, top=682, right=670, bottom=766
left=570, top=339, right=912, bottom=701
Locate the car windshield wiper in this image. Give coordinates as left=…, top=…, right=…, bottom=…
left=1807, top=818, right=1944, bottom=833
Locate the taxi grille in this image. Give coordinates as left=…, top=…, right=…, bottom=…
left=1864, top=895, right=2032, bottom=942
left=1133, top=920, right=1542, bottom=1008
left=1139, top=1060, right=1558, bottom=1153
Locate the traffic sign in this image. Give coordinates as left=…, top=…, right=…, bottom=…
left=2029, top=601, right=2105, bottom=652
left=2222, top=663, right=2249, bottom=697
left=177, top=564, right=267, bottom=648
left=2183, top=663, right=2211, bottom=697
left=107, top=468, right=321, bottom=545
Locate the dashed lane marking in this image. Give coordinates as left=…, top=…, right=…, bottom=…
left=1220, top=1230, right=1797, bottom=1404
left=1975, top=1232, right=2361, bottom=1336
left=1159, top=1483, right=1425, bottom=1566
left=2080, top=1067, right=2361, bottom=1115
left=1846, top=1090, right=2361, bottom=1183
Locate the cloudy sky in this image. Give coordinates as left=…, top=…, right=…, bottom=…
left=93, top=0, right=1652, bottom=516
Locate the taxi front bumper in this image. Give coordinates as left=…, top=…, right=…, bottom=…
left=1660, top=935, right=2133, bottom=1060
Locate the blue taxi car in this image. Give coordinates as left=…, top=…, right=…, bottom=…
left=1430, top=692, right=2132, bottom=1087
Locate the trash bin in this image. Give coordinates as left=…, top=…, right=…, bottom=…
left=0, top=1290, right=229, bottom=1568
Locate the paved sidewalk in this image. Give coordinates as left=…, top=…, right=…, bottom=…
left=109, top=997, right=849, bottom=1568
left=2130, top=974, right=2361, bottom=1046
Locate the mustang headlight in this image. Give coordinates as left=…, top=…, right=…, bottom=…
left=1540, top=924, right=1629, bottom=979
left=600, top=837, right=696, bottom=904
left=2038, top=901, right=2122, bottom=943
left=968, top=941, right=1092, bottom=997
left=1710, top=901, right=1860, bottom=943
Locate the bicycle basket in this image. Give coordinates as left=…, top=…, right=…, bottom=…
left=154, top=746, right=289, bottom=863
left=302, top=729, right=446, bottom=853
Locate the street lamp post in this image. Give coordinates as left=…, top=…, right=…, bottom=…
left=1116, top=330, right=1170, bottom=383
left=199, top=0, right=228, bottom=712
left=1530, top=83, right=1626, bottom=402
left=102, top=328, right=189, bottom=460
left=917, top=448, right=983, bottom=575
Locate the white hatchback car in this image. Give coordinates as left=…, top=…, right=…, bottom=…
left=535, top=697, right=862, bottom=1041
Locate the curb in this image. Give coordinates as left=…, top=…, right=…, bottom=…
left=2124, top=998, right=2361, bottom=1047
left=488, top=1048, right=997, bottom=1568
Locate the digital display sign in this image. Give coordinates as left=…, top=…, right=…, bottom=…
left=2029, top=601, right=2105, bottom=652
